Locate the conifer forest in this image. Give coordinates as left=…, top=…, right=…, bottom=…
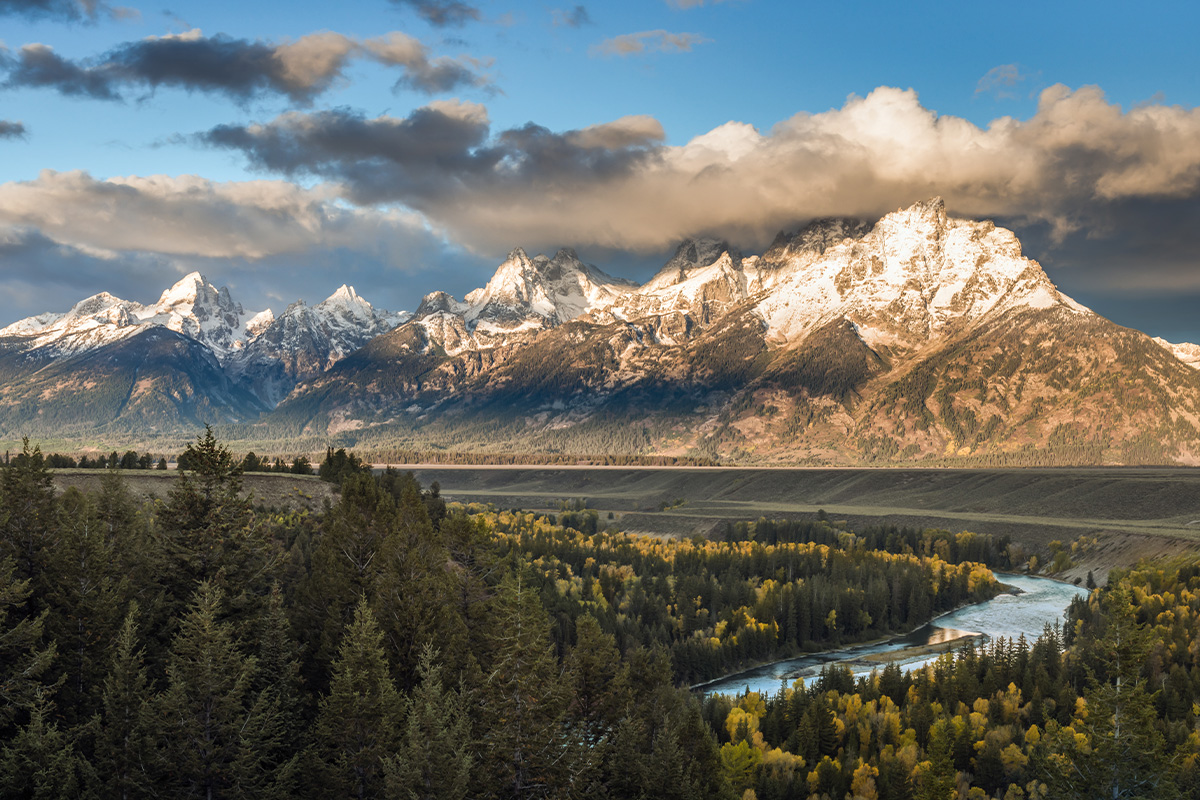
left=2, top=431, right=1199, bottom=799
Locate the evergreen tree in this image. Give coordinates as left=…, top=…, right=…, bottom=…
left=0, top=437, right=59, bottom=588
left=0, top=556, right=56, bottom=732
left=0, top=689, right=93, bottom=800
left=372, top=485, right=468, bottom=690
left=476, top=569, right=576, bottom=800
left=312, top=599, right=403, bottom=800
left=1041, top=584, right=1176, bottom=798
left=92, top=605, right=155, bottom=800
left=155, top=582, right=287, bottom=799
left=564, top=614, right=629, bottom=749
left=301, top=472, right=397, bottom=680
left=42, top=487, right=128, bottom=724
left=384, top=644, right=473, bottom=800
left=158, top=427, right=254, bottom=594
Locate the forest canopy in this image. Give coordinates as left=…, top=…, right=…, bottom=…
left=0, top=432, right=1197, bottom=799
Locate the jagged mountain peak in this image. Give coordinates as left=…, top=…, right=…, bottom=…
left=761, top=218, right=873, bottom=269
left=464, top=246, right=636, bottom=326
left=156, top=271, right=221, bottom=308
left=416, top=291, right=463, bottom=317
left=756, top=199, right=1079, bottom=348
left=643, top=238, right=738, bottom=292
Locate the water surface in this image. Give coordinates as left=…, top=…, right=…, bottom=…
left=699, top=573, right=1087, bottom=696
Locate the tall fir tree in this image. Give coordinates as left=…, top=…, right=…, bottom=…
left=311, top=598, right=404, bottom=800
left=0, top=689, right=93, bottom=800
left=300, top=472, right=397, bottom=682
left=1040, top=584, right=1177, bottom=798
left=155, top=582, right=290, bottom=799
left=43, top=487, right=128, bottom=725
left=384, top=644, right=474, bottom=800
left=0, top=555, right=56, bottom=734
left=476, top=568, right=577, bottom=800
left=0, top=437, right=59, bottom=591
left=92, top=605, right=155, bottom=800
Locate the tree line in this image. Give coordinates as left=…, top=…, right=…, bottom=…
left=3, top=430, right=1197, bottom=798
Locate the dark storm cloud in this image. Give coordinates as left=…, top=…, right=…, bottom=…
left=0, top=227, right=172, bottom=323
left=0, top=29, right=489, bottom=104
left=0, top=223, right=491, bottom=327
left=389, top=0, right=481, bottom=28
left=0, top=0, right=134, bottom=22
left=197, top=85, right=1200, bottom=304
left=199, top=102, right=664, bottom=208
left=0, top=120, right=27, bottom=139
left=550, top=5, right=590, bottom=27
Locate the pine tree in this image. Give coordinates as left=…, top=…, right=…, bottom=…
left=476, top=569, right=575, bottom=800
left=312, top=598, right=404, bottom=800
left=93, top=605, right=155, bottom=800
left=372, top=494, right=468, bottom=690
left=1041, top=584, right=1176, bottom=798
left=158, top=427, right=256, bottom=600
left=564, top=614, right=629, bottom=749
left=154, top=582, right=261, bottom=799
left=301, top=472, right=396, bottom=680
left=0, top=437, right=59, bottom=588
left=0, top=556, right=56, bottom=732
left=384, top=644, right=473, bottom=800
left=43, top=487, right=128, bottom=724
left=0, top=689, right=93, bottom=799
left=916, top=720, right=956, bottom=800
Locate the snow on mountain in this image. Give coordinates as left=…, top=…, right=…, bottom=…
left=464, top=248, right=636, bottom=326
left=1154, top=337, right=1200, bottom=369
left=754, top=198, right=1088, bottom=348
left=0, top=272, right=269, bottom=360
left=228, top=284, right=408, bottom=406
left=408, top=248, right=636, bottom=355
left=132, top=272, right=264, bottom=357
left=0, top=292, right=143, bottom=357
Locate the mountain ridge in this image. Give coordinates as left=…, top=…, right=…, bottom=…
left=4, top=198, right=1199, bottom=465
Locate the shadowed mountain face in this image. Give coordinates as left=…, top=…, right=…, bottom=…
left=5, top=198, right=1200, bottom=464
left=0, top=327, right=265, bottom=436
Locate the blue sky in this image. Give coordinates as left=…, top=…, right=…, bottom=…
left=2, top=0, right=1200, bottom=340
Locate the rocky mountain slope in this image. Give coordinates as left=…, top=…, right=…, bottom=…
left=5, top=197, right=1200, bottom=464
left=227, top=285, right=407, bottom=406
left=272, top=199, right=1200, bottom=465
left=0, top=274, right=402, bottom=434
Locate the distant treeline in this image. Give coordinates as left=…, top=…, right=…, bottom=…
left=27, top=449, right=170, bottom=470
left=369, top=449, right=719, bottom=467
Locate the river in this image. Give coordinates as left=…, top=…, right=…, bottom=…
left=697, top=573, right=1089, bottom=697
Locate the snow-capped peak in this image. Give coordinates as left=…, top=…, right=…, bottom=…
left=464, top=247, right=636, bottom=326
left=642, top=239, right=738, bottom=292
left=1154, top=337, right=1200, bottom=370
left=754, top=197, right=1084, bottom=348
left=315, top=284, right=376, bottom=320
left=154, top=271, right=210, bottom=309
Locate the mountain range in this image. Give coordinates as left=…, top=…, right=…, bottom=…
left=3, top=197, right=1199, bottom=465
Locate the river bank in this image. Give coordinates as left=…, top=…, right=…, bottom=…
left=698, top=573, right=1087, bottom=696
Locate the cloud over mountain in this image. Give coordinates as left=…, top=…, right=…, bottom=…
left=198, top=85, right=1200, bottom=268
left=0, top=170, right=436, bottom=259
left=0, top=29, right=490, bottom=104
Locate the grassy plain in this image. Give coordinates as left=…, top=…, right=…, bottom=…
left=50, top=469, right=338, bottom=512
left=49, top=465, right=1200, bottom=580
left=404, top=465, right=1200, bottom=579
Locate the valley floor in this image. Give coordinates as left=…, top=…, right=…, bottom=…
left=405, top=465, right=1200, bottom=581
